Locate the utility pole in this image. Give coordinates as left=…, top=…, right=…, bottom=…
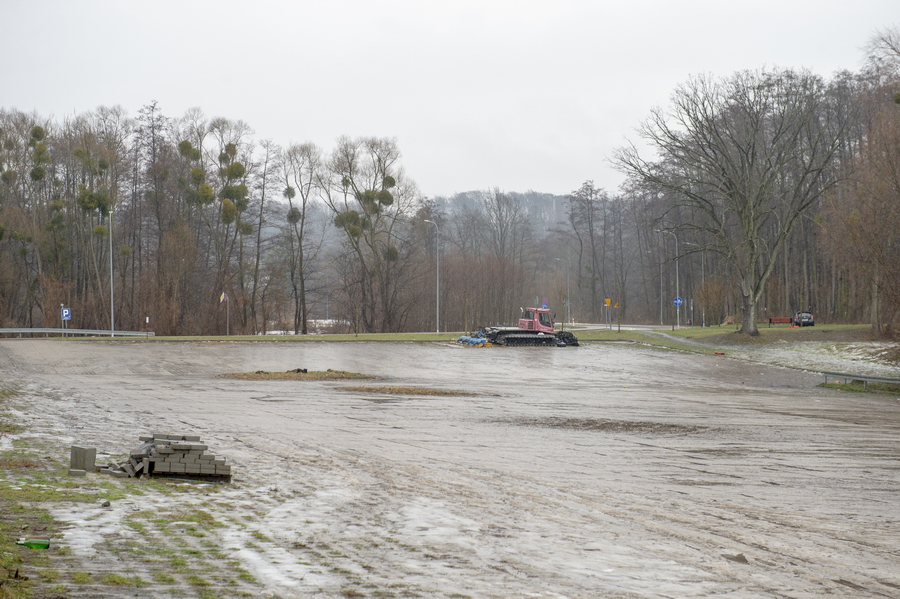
left=109, top=208, right=115, bottom=337
left=657, top=229, right=680, bottom=329
left=424, top=220, right=440, bottom=333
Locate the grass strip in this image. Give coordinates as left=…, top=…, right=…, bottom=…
left=223, top=369, right=375, bottom=381
left=819, top=381, right=900, bottom=395
left=334, top=386, right=478, bottom=396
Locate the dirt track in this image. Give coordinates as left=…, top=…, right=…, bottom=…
left=2, top=339, right=899, bottom=598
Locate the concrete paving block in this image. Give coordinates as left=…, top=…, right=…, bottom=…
left=183, top=435, right=201, bottom=442
left=185, top=464, right=201, bottom=474
left=130, top=442, right=153, bottom=457
left=200, top=465, right=217, bottom=474
left=111, top=470, right=129, bottom=478
left=70, top=446, right=97, bottom=471
left=215, top=465, right=231, bottom=475
left=170, top=462, right=186, bottom=473
left=154, top=461, right=171, bottom=473
left=68, top=469, right=87, bottom=476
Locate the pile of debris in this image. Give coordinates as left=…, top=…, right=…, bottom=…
left=71, top=434, right=232, bottom=480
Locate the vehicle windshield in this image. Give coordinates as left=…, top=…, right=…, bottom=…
left=539, top=312, right=551, bottom=326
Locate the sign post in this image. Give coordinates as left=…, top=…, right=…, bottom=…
left=673, top=297, right=683, bottom=330
left=220, top=292, right=229, bottom=336
left=60, top=305, right=71, bottom=338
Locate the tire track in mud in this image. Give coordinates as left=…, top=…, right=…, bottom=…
left=224, top=435, right=651, bottom=597
left=3, top=339, right=900, bottom=598
left=252, top=423, right=900, bottom=598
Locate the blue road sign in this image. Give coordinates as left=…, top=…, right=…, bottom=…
left=673, top=297, right=683, bottom=307
left=541, top=303, right=548, bottom=310
left=61, top=308, right=71, bottom=320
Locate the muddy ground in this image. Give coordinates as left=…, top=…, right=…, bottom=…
left=1, top=338, right=899, bottom=598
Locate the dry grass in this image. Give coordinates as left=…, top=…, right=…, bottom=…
left=0, top=457, right=45, bottom=470
left=223, top=369, right=376, bottom=381
left=501, top=417, right=708, bottom=436
left=335, top=385, right=479, bottom=397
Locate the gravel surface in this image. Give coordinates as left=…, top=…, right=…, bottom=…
left=1, top=338, right=899, bottom=598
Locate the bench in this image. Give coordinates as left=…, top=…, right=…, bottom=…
left=768, top=317, right=792, bottom=326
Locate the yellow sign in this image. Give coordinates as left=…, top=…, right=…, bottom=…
left=614, top=303, right=619, bottom=309
left=605, top=298, right=611, bottom=306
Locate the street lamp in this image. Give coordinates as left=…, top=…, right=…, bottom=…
left=424, top=219, right=440, bottom=333
left=656, top=229, right=680, bottom=329
left=109, top=208, right=115, bottom=337
left=555, top=258, right=570, bottom=330
left=685, top=242, right=705, bottom=327
left=646, top=249, right=663, bottom=326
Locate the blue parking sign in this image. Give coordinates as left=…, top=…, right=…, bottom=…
left=61, top=308, right=71, bottom=321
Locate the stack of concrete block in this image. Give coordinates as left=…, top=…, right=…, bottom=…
left=96, top=433, right=231, bottom=480
left=144, top=433, right=232, bottom=478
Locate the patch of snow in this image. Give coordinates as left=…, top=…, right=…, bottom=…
left=52, top=503, right=138, bottom=557
left=221, top=529, right=316, bottom=588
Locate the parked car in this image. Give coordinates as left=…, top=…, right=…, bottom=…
left=792, top=311, right=815, bottom=327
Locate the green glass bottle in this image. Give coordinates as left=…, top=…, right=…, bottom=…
left=15, top=538, right=50, bottom=548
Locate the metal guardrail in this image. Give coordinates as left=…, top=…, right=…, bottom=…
left=821, top=370, right=900, bottom=389
left=0, top=328, right=154, bottom=337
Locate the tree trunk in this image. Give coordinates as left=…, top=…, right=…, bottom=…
left=740, top=287, right=760, bottom=336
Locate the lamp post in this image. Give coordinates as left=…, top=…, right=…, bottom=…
left=555, top=258, right=570, bottom=330
left=657, top=229, right=680, bottom=329
left=648, top=249, right=663, bottom=326
left=659, top=253, right=664, bottom=326
left=424, top=219, right=440, bottom=333
left=685, top=242, right=705, bottom=327
left=109, top=208, right=115, bottom=337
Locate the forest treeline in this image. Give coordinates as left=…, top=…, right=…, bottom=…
left=1, top=28, right=899, bottom=337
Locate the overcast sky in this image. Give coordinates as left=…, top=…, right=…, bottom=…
left=3, top=1, right=897, bottom=198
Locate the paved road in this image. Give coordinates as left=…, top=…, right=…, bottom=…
left=1, top=339, right=898, bottom=597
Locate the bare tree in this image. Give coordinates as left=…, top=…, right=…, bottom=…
left=615, top=68, right=855, bottom=335
left=864, top=25, right=900, bottom=79
left=323, top=137, right=422, bottom=332
left=567, top=181, right=609, bottom=320
left=824, top=81, right=900, bottom=336
left=281, top=142, right=325, bottom=334
left=247, top=139, right=278, bottom=334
